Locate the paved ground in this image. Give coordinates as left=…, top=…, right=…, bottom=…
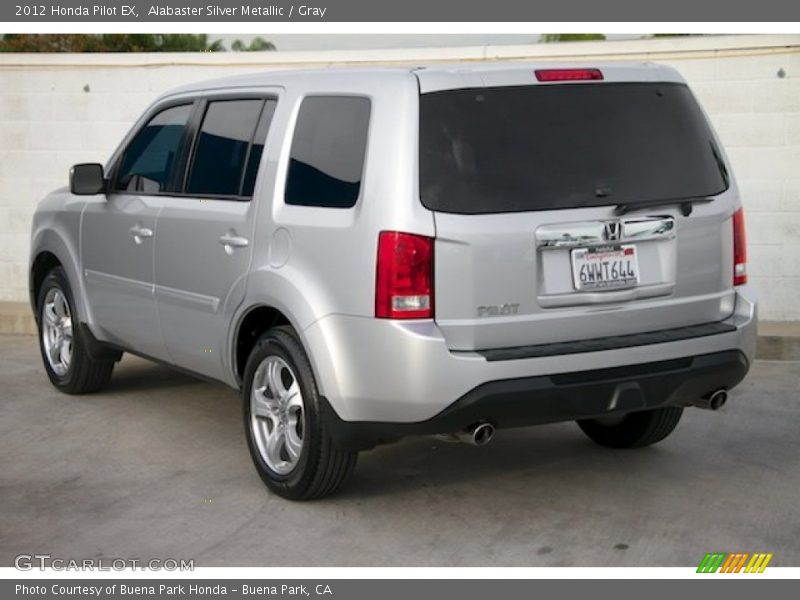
left=1, top=334, right=799, bottom=567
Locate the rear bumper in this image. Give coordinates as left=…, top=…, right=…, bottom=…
left=302, top=285, right=757, bottom=427
left=322, top=350, right=749, bottom=450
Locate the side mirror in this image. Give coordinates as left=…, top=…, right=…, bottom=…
left=70, top=163, right=106, bottom=195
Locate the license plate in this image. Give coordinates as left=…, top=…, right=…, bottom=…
left=571, top=245, right=639, bottom=291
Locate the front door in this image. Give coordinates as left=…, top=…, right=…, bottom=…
left=82, top=102, right=194, bottom=360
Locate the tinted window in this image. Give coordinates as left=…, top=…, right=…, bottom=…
left=115, top=104, right=192, bottom=194
left=241, top=100, right=277, bottom=197
left=187, top=99, right=266, bottom=197
left=420, top=83, right=728, bottom=214
left=285, top=96, right=370, bottom=208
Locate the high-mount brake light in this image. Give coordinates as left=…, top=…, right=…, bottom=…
left=534, top=68, right=604, bottom=82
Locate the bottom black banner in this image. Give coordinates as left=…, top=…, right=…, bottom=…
left=3, top=579, right=795, bottom=600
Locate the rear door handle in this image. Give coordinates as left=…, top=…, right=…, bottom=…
left=219, top=232, right=249, bottom=254
left=129, top=224, right=153, bottom=245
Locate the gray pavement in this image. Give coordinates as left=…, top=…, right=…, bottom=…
left=1, top=334, right=799, bottom=567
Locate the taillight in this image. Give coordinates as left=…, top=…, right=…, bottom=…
left=376, top=231, right=434, bottom=319
left=733, top=207, right=748, bottom=286
left=534, top=68, right=604, bottom=82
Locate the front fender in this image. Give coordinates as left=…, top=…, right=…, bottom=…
left=29, top=192, right=89, bottom=326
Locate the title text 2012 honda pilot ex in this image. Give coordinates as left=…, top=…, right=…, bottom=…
left=30, top=63, right=757, bottom=499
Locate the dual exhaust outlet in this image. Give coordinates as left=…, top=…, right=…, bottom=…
left=437, top=389, right=728, bottom=447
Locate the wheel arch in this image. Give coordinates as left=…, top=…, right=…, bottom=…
left=233, top=304, right=292, bottom=384
left=29, top=230, right=87, bottom=326
left=228, top=264, right=340, bottom=392
left=30, top=251, right=62, bottom=314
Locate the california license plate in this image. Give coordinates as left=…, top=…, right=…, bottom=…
left=571, top=245, right=639, bottom=291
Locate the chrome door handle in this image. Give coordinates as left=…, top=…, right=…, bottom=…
left=129, top=224, right=153, bottom=245
left=219, top=233, right=249, bottom=254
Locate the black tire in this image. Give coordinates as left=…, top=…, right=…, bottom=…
left=242, top=325, right=357, bottom=500
left=577, top=407, right=683, bottom=448
left=36, top=267, right=114, bottom=394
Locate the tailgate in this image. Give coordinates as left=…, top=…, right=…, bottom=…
left=433, top=205, right=735, bottom=351
left=420, top=76, right=736, bottom=351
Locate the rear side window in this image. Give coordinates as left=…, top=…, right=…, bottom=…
left=114, top=103, right=192, bottom=194
left=285, top=96, right=370, bottom=208
left=187, top=98, right=275, bottom=198
left=419, top=82, right=728, bottom=214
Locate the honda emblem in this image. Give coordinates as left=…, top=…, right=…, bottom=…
left=604, top=221, right=622, bottom=242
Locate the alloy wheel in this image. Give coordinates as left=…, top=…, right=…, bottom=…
left=250, top=356, right=306, bottom=475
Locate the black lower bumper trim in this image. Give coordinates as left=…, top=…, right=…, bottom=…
left=322, top=350, right=749, bottom=450
left=478, top=321, right=737, bottom=361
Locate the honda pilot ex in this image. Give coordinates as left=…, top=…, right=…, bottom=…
left=30, top=63, right=757, bottom=499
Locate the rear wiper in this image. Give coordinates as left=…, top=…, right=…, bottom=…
left=613, top=196, right=714, bottom=217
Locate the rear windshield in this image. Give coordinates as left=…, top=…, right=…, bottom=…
left=419, top=82, right=728, bottom=214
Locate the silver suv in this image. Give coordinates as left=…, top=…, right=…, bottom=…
left=30, top=63, right=757, bottom=499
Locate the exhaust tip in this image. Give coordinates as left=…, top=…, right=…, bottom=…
left=708, top=389, right=728, bottom=410
left=438, top=422, right=496, bottom=446
left=690, top=389, right=729, bottom=411
left=472, top=423, right=495, bottom=446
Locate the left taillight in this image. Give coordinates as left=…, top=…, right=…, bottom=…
left=375, top=231, right=434, bottom=319
left=733, top=207, right=748, bottom=286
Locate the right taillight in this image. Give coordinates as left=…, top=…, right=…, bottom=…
left=733, top=207, right=748, bottom=286
left=375, top=231, right=434, bottom=319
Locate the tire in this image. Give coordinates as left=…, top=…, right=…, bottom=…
left=242, top=325, right=358, bottom=500
left=36, top=266, right=114, bottom=394
left=577, top=407, right=683, bottom=449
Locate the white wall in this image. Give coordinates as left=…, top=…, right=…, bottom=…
left=1, top=34, right=798, bottom=319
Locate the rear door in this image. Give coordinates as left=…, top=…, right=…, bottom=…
left=154, top=94, right=277, bottom=380
left=418, top=71, right=735, bottom=351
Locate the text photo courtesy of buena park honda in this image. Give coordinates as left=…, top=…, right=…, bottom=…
left=1, top=31, right=800, bottom=570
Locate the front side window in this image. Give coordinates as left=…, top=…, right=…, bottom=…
left=187, top=99, right=274, bottom=198
left=285, top=96, right=371, bottom=208
left=114, top=103, right=192, bottom=194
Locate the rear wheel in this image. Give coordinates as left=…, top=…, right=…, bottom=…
left=243, top=325, right=357, bottom=500
left=577, top=407, right=683, bottom=448
left=37, top=267, right=114, bottom=394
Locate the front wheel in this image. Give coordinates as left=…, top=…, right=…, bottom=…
left=577, top=407, right=683, bottom=448
left=242, top=326, right=357, bottom=500
left=37, top=267, right=114, bottom=394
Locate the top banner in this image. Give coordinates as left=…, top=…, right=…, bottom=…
left=2, top=0, right=800, bottom=22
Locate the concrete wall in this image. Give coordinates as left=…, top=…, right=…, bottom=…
left=1, top=34, right=798, bottom=319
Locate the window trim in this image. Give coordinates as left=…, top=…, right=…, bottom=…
left=284, top=94, right=373, bottom=210
left=107, top=92, right=278, bottom=203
